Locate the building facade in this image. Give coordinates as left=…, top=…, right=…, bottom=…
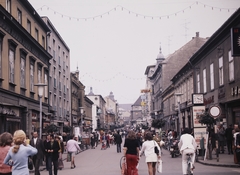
left=87, top=87, right=106, bottom=130
left=190, top=8, right=240, bottom=127
left=0, top=0, right=51, bottom=136
left=42, top=16, right=71, bottom=133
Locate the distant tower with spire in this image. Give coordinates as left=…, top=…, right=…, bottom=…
left=156, top=45, right=165, bottom=64
left=88, top=87, right=94, bottom=95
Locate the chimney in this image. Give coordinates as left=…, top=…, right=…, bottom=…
left=196, top=32, right=199, bottom=38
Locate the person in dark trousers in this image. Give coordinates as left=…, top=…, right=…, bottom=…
left=217, top=124, right=225, bottom=154
left=30, top=132, right=44, bottom=175
left=225, top=124, right=234, bottom=154
left=45, top=134, right=60, bottom=175
left=114, top=130, right=122, bottom=153
left=44, top=134, right=51, bottom=171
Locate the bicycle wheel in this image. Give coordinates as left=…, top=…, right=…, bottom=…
left=187, top=161, right=191, bottom=175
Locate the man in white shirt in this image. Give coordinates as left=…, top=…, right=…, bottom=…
left=66, top=135, right=81, bottom=169
left=178, top=128, right=197, bottom=175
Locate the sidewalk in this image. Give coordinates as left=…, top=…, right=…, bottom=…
left=197, top=152, right=240, bottom=168
left=30, top=150, right=85, bottom=173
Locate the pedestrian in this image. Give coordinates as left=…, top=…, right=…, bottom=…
left=217, top=124, right=225, bottom=154
left=106, top=133, right=110, bottom=148
left=4, top=130, right=38, bottom=175
left=30, top=132, right=44, bottom=175
left=140, top=132, right=161, bottom=175
left=225, top=124, right=234, bottom=154
left=66, top=135, right=81, bottom=169
left=123, top=130, right=139, bottom=175
left=45, top=134, right=60, bottom=175
left=114, top=130, right=122, bottom=153
left=178, top=128, right=197, bottom=175
left=90, top=133, right=95, bottom=149
left=94, top=132, right=99, bottom=148
left=0, top=132, right=13, bottom=175
left=235, top=132, right=240, bottom=164
left=233, top=125, right=240, bottom=164
left=55, top=136, right=64, bottom=170
left=44, top=134, right=51, bottom=171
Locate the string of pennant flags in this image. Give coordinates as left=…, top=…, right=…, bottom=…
left=36, top=1, right=238, bottom=21
left=80, top=72, right=145, bottom=82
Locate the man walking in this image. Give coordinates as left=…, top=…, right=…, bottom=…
left=45, top=135, right=60, bottom=175
left=114, top=130, right=122, bottom=153
left=30, top=132, right=44, bottom=175
left=225, top=124, right=233, bottom=154
left=217, top=124, right=226, bottom=153
left=66, top=135, right=81, bottom=169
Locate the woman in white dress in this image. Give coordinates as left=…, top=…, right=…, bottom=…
left=140, top=132, right=161, bottom=175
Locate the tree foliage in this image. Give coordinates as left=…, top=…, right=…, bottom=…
left=198, top=112, right=216, bottom=126
left=151, top=119, right=166, bottom=129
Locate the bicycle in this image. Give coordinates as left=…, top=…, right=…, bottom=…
left=186, top=153, right=195, bottom=175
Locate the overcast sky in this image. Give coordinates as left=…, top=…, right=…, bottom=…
left=28, top=0, right=240, bottom=104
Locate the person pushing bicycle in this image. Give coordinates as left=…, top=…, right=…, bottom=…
left=178, top=128, right=197, bottom=175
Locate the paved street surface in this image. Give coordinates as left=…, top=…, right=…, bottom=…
left=36, top=144, right=240, bottom=175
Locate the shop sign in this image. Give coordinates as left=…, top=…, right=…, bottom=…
left=32, top=113, right=37, bottom=120
left=192, top=106, right=205, bottom=127
left=231, top=86, right=240, bottom=96
left=0, top=106, right=17, bottom=116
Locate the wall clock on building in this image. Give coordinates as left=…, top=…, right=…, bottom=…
left=192, top=94, right=204, bottom=104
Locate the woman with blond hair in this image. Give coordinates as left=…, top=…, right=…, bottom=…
left=123, top=130, right=139, bottom=175
left=4, top=130, right=37, bottom=175
left=0, top=132, right=13, bottom=175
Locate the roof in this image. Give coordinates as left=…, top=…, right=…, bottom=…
left=132, top=96, right=142, bottom=106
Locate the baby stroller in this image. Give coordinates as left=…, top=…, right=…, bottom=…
left=101, top=140, right=107, bottom=150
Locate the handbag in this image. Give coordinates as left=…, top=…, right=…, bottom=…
left=67, top=152, right=72, bottom=162
left=28, top=157, right=33, bottom=170
left=58, top=158, right=64, bottom=169
left=154, top=141, right=159, bottom=155
left=157, top=159, right=162, bottom=173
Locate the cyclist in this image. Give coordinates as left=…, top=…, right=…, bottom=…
left=178, top=128, right=197, bottom=175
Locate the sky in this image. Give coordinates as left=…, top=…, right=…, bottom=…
left=28, top=0, right=240, bottom=104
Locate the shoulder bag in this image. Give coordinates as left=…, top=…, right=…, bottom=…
left=154, top=141, right=159, bottom=155
left=28, top=157, right=33, bottom=170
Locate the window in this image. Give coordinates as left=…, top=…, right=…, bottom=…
left=6, top=0, right=11, bottom=13
left=59, top=72, right=61, bottom=91
left=35, top=28, right=39, bottom=41
left=196, top=73, right=200, bottom=93
left=0, top=37, right=2, bottom=78
left=203, top=69, right=207, bottom=93
left=219, top=57, right=223, bottom=86
left=17, top=8, right=22, bottom=24
left=53, top=67, right=56, bottom=88
left=9, top=49, right=15, bottom=83
left=20, top=57, right=25, bottom=88
left=210, top=63, right=214, bottom=90
left=27, top=19, right=31, bottom=34
left=229, top=50, right=234, bottom=81
left=42, top=36, right=45, bottom=49
left=53, top=50, right=55, bottom=60
left=30, top=61, right=34, bottom=91
left=38, top=66, right=42, bottom=83
left=44, top=72, right=48, bottom=98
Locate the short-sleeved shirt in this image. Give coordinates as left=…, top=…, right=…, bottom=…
left=124, top=138, right=139, bottom=155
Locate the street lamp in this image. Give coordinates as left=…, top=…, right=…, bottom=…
left=175, top=93, right=183, bottom=135
left=35, top=83, right=47, bottom=139
left=79, top=107, right=84, bottom=136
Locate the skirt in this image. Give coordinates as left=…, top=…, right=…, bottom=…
left=145, top=153, right=158, bottom=163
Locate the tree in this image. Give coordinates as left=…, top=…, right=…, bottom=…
left=151, top=119, right=166, bottom=129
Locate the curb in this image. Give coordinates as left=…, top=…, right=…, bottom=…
left=197, top=160, right=240, bottom=168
